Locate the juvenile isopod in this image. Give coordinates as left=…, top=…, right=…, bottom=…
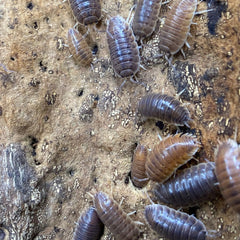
left=145, top=204, right=208, bottom=240
left=68, top=0, right=102, bottom=26
left=158, top=0, right=203, bottom=57
left=154, top=162, right=220, bottom=207
left=107, top=16, right=140, bottom=79
left=73, top=206, right=104, bottom=240
left=132, top=0, right=162, bottom=40
left=68, top=28, right=93, bottom=66
left=137, top=93, right=192, bottom=127
left=145, top=133, right=200, bottom=183
left=215, top=139, right=240, bottom=214
left=131, top=144, right=149, bottom=188
left=94, top=191, right=140, bottom=240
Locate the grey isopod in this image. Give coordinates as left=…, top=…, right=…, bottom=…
left=68, top=28, right=93, bottom=66
left=132, top=0, right=162, bottom=40
left=106, top=16, right=140, bottom=79
left=73, top=206, right=104, bottom=240
left=145, top=204, right=207, bottom=240
left=94, top=191, right=140, bottom=240
left=154, top=162, right=220, bottom=208
left=68, top=0, right=102, bottom=25
left=137, top=93, right=192, bottom=127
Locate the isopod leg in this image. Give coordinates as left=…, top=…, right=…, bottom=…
left=195, top=9, right=214, bottom=15
left=117, top=79, right=127, bottom=95
left=129, top=77, right=147, bottom=88
left=180, top=48, right=186, bottom=59
left=185, top=41, right=190, bottom=49
left=0, top=63, right=15, bottom=73
left=127, top=4, right=136, bottom=24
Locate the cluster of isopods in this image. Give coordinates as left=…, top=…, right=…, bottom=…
left=73, top=93, right=240, bottom=240
left=130, top=93, right=240, bottom=239
left=66, top=0, right=240, bottom=239
left=66, top=0, right=206, bottom=82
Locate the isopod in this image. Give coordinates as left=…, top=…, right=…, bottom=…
left=145, top=204, right=207, bottom=240
left=154, top=162, right=220, bottom=207
left=107, top=16, right=140, bottom=78
left=158, top=0, right=202, bottom=57
left=94, top=191, right=140, bottom=240
left=131, top=144, right=149, bottom=188
left=137, top=93, right=192, bottom=127
left=132, top=0, right=162, bottom=40
left=68, top=0, right=102, bottom=25
left=215, top=139, right=240, bottom=214
left=73, top=206, right=104, bottom=240
left=145, top=133, right=200, bottom=183
left=68, top=28, right=93, bottom=66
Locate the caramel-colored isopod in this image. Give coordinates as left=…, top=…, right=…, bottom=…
left=138, top=93, right=192, bottom=127
left=215, top=139, right=240, bottom=214
left=131, top=144, right=149, bottom=188
left=145, top=204, right=207, bottom=240
left=158, top=0, right=198, bottom=55
left=154, top=162, right=220, bottom=207
left=107, top=16, right=140, bottom=78
left=94, top=191, right=140, bottom=240
left=68, top=28, right=93, bottom=66
left=132, top=0, right=162, bottom=39
left=73, top=206, right=104, bottom=240
left=146, top=133, right=200, bottom=183
left=68, top=0, right=101, bottom=25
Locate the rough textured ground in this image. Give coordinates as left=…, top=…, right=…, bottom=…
left=0, top=0, right=239, bottom=239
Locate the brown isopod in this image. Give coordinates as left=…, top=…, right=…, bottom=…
left=145, top=133, right=200, bottom=183
left=132, top=0, right=162, bottom=40
left=158, top=0, right=199, bottom=57
left=68, top=28, right=93, bottom=66
left=215, top=139, right=240, bottom=214
left=145, top=204, right=208, bottom=240
left=107, top=16, right=140, bottom=79
left=131, top=144, right=149, bottom=188
left=73, top=206, right=104, bottom=240
left=68, top=0, right=102, bottom=25
left=154, top=162, right=220, bottom=208
left=94, top=191, right=140, bottom=240
left=137, top=93, right=192, bottom=127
